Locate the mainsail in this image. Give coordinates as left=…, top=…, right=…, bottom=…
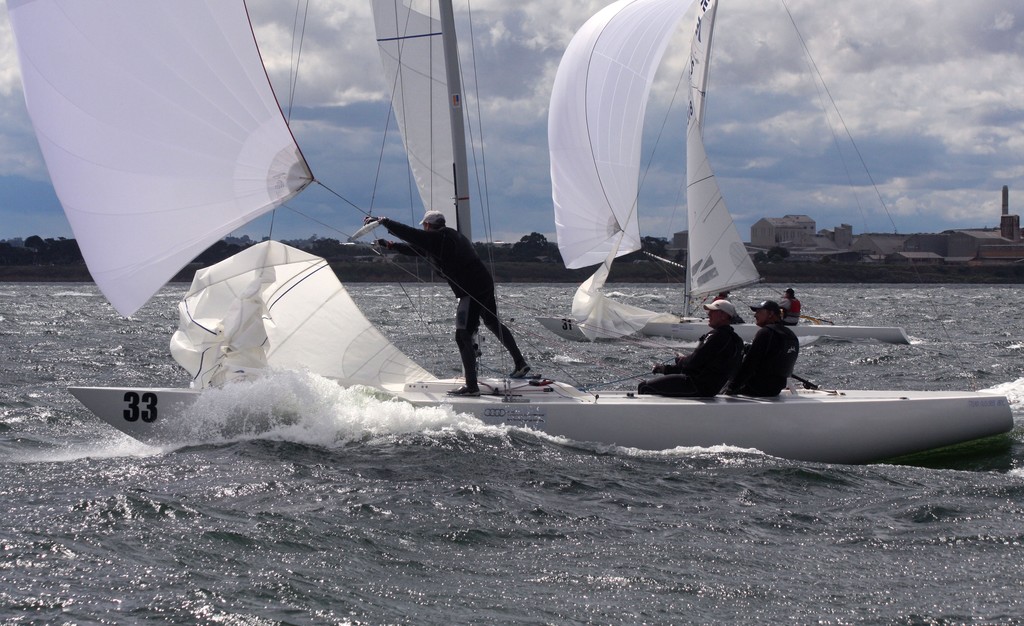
left=684, top=0, right=760, bottom=303
left=7, top=0, right=313, bottom=316
left=371, top=0, right=471, bottom=237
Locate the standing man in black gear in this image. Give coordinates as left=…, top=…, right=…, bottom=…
left=725, top=300, right=799, bottom=397
left=637, top=299, right=744, bottom=397
left=367, top=211, right=530, bottom=396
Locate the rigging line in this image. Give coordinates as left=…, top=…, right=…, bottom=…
left=578, top=372, right=649, bottom=392
left=382, top=0, right=446, bottom=319
left=628, top=52, right=690, bottom=273
left=800, top=53, right=871, bottom=233
left=285, top=0, right=310, bottom=121
left=369, top=1, right=408, bottom=214
left=780, top=0, right=970, bottom=379
left=369, top=92, right=396, bottom=214
left=787, top=9, right=872, bottom=234
left=779, top=0, right=896, bottom=234
left=397, top=0, right=423, bottom=223
left=314, top=180, right=367, bottom=214
left=463, top=0, right=496, bottom=250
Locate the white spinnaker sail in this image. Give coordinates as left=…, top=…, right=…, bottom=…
left=685, top=0, right=760, bottom=301
left=570, top=243, right=677, bottom=341
left=549, top=0, right=693, bottom=340
left=7, top=0, right=312, bottom=317
left=549, top=0, right=694, bottom=270
left=170, top=241, right=434, bottom=391
left=371, top=0, right=458, bottom=226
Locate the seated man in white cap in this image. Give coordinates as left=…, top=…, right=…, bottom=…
left=366, top=211, right=530, bottom=396
left=637, top=300, right=744, bottom=398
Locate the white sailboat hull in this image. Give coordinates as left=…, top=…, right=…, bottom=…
left=535, top=316, right=591, bottom=342
left=537, top=315, right=911, bottom=345
left=69, top=379, right=1011, bottom=464
left=641, top=320, right=912, bottom=345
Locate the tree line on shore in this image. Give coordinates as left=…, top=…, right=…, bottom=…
left=4, top=233, right=1024, bottom=284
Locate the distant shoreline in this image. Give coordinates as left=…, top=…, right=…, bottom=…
left=3, top=261, right=1024, bottom=284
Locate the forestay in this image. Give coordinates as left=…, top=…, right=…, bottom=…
left=7, top=0, right=312, bottom=316
left=170, top=241, right=434, bottom=391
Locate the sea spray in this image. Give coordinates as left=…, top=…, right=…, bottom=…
left=180, top=369, right=501, bottom=446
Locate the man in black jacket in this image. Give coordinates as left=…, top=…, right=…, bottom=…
left=367, top=211, right=530, bottom=396
left=637, top=299, right=744, bottom=397
left=725, top=300, right=799, bottom=397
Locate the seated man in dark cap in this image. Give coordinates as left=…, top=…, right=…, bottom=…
left=724, top=300, right=799, bottom=397
left=637, top=300, right=744, bottom=397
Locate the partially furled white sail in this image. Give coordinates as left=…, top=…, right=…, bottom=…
left=7, top=0, right=312, bottom=317
left=685, top=0, right=760, bottom=300
left=549, top=0, right=694, bottom=270
left=371, top=0, right=458, bottom=224
left=571, top=249, right=677, bottom=342
left=170, top=241, right=435, bottom=391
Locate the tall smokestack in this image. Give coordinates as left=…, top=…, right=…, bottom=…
left=999, top=185, right=1020, bottom=242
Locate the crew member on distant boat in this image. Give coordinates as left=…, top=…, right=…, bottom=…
left=368, top=212, right=531, bottom=396
left=637, top=300, right=743, bottom=398
left=713, top=291, right=745, bottom=324
left=780, top=288, right=801, bottom=325
left=725, top=300, right=799, bottom=397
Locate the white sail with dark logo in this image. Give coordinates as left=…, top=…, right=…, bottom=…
left=684, top=0, right=760, bottom=304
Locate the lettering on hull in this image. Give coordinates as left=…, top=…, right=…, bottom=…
left=482, top=406, right=547, bottom=426
left=969, top=397, right=1008, bottom=408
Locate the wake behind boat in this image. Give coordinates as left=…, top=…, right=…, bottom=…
left=8, top=0, right=1009, bottom=464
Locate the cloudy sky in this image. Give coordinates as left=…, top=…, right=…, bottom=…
left=1, top=0, right=1023, bottom=246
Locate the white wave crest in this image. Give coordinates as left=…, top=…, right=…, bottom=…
left=981, top=377, right=1024, bottom=410
left=175, top=369, right=495, bottom=446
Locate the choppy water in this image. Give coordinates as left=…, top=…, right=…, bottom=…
left=2, top=282, right=1024, bottom=624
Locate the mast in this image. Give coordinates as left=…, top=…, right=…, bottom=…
left=438, top=0, right=472, bottom=240
left=684, top=2, right=718, bottom=314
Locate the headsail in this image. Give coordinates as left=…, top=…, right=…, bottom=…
left=170, top=241, right=435, bottom=392
left=8, top=0, right=312, bottom=316
left=685, top=0, right=760, bottom=303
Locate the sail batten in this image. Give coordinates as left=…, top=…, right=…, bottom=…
left=8, top=0, right=312, bottom=316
